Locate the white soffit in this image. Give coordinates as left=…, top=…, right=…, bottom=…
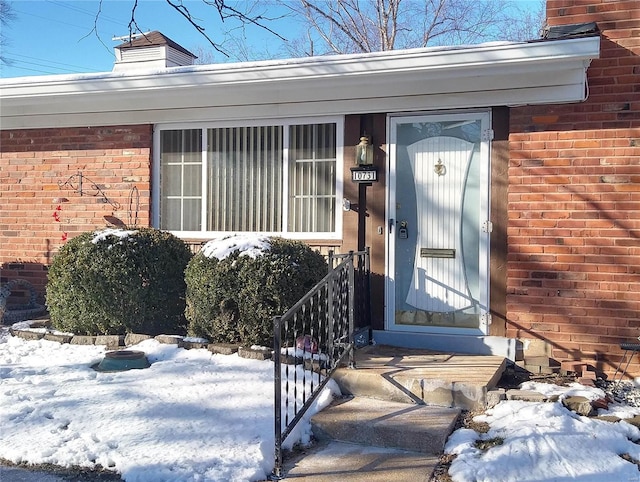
left=0, top=36, right=600, bottom=129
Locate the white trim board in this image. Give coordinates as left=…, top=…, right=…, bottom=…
left=1, top=36, right=600, bottom=130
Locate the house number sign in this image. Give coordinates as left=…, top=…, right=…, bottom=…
left=351, top=167, right=378, bottom=183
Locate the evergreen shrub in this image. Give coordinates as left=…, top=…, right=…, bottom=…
left=185, top=236, right=327, bottom=346
left=46, top=228, right=192, bottom=336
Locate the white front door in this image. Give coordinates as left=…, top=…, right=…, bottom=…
left=386, top=111, right=491, bottom=335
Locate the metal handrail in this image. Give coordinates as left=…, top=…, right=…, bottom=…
left=330, top=247, right=372, bottom=332
left=271, top=249, right=369, bottom=479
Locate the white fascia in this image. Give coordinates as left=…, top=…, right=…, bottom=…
left=0, top=36, right=600, bottom=130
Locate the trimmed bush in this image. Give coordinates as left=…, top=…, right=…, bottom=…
left=186, top=235, right=327, bottom=346
left=46, top=228, right=192, bottom=336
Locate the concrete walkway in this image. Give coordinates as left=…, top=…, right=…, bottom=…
left=0, top=466, right=71, bottom=482
left=282, top=440, right=438, bottom=481
left=279, top=396, right=457, bottom=480
left=0, top=465, right=121, bottom=482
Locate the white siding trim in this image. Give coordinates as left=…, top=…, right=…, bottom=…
left=0, top=37, right=600, bottom=130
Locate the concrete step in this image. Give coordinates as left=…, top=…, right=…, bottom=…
left=310, top=397, right=460, bottom=455
left=282, top=440, right=439, bottom=481
left=333, top=345, right=507, bottom=410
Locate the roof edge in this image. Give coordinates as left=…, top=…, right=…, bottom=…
left=0, top=36, right=600, bottom=94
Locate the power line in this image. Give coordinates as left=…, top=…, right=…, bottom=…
left=7, top=3, right=122, bottom=77
left=7, top=53, right=108, bottom=71
left=7, top=54, right=106, bottom=72
left=13, top=8, right=95, bottom=31
left=45, top=0, right=128, bottom=27
left=0, top=64, right=61, bottom=76
left=3, top=57, right=92, bottom=74
left=13, top=3, right=139, bottom=37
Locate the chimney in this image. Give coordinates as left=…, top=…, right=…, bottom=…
left=113, top=31, right=197, bottom=72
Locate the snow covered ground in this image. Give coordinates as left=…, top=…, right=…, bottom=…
left=0, top=330, right=338, bottom=482
left=446, top=381, right=640, bottom=482
left=2, top=328, right=640, bottom=482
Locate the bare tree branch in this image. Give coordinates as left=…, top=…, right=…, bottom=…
left=127, top=0, right=146, bottom=42
left=79, top=0, right=112, bottom=54
left=80, top=0, right=542, bottom=65
left=203, top=0, right=287, bottom=41
left=85, top=0, right=288, bottom=60
left=0, top=0, right=16, bottom=65
left=165, top=0, right=229, bottom=55
left=280, top=0, right=541, bottom=56
left=298, top=0, right=371, bottom=53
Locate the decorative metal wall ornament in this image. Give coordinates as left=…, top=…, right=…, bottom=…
left=102, top=187, right=140, bottom=229
left=127, top=185, right=140, bottom=227
left=57, top=171, right=121, bottom=210
left=434, top=159, right=447, bottom=176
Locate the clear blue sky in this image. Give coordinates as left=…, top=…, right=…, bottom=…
left=1, top=0, right=542, bottom=79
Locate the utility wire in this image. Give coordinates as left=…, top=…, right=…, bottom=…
left=2, top=55, right=99, bottom=74
left=46, top=0, right=126, bottom=26
left=6, top=53, right=103, bottom=72
left=7, top=3, right=126, bottom=76
left=2, top=57, right=89, bottom=74
left=13, top=8, right=95, bottom=31
left=1, top=64, right=61, bottom=75
left=45, top=0, right=151, bottom=35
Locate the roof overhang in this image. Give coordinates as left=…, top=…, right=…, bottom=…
left=0, top=36, right=600, bottom=130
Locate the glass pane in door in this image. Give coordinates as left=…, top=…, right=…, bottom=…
left=394, top=119, right=484, bottom=329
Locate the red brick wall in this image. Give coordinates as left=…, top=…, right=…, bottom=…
left=508, top=0, right=640, bottom=377
left=0, top=126, right=153, bottom=302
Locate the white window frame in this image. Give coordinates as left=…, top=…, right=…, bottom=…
left=152, top=116, right=344, bottom=240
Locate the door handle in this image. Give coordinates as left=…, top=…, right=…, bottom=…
left=398, top=221, right=408, bottom=239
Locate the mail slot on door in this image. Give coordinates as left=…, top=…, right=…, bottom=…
left=420, top=248, right=456, bottom=258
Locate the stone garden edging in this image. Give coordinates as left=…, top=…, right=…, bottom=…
left=8, top=319, right=273, bottom=361
left=485, top=386, right=640, bottom=429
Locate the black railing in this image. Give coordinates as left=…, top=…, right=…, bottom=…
left=271, top=249, right=369, bottom=479
left=328, top=247, right=371, bottom=340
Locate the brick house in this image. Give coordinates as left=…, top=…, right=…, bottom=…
left=1, top=1, right=637, bottom=377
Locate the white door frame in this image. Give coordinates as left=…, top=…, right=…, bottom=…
left=385, top=110, right=492, bottom=336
